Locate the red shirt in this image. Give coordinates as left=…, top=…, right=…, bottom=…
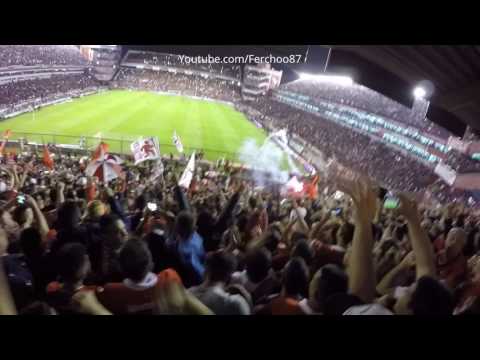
left=46, top=282, right=97, bottom=314
left=437, top=253, right=468, bottom=289
left=433, top=236, right=445, bottom=253
left=454, top=281, right=480, bottom=315
left=311, top=240, right=345, bottom=269
left=96, top=269, right=182, bottom=314
left=268, top=296, right=305, bottom=315
left=46, top=282, right=97, bottom=293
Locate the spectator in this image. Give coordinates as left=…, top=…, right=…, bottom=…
left=189, top=251, right=250, bottom=315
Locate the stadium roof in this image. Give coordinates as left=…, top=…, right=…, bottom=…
left=330, top=46, right=480, bottom=137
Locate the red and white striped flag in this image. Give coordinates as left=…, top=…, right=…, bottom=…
left=85, top=142, right=124, bottom=183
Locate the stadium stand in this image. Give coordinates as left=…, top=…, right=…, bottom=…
left=1, top=46, right=480, bottom=317
left=0, top=45, right=88, bottom=67
left=122, top=50, right=242, bottom=80
left=114, top=67, right=241, bottom=102
left=280, top=80, right=450, bottom=139
left=0, top=74, right=100, bottom=107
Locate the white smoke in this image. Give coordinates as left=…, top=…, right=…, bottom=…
left=238, top=138, right=289, bottom=188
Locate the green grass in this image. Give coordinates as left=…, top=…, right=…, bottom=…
left=0, top=90, right=270, bottom=162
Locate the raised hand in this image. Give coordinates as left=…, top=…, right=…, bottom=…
left=396, top=193, right=420, bottom=222
left=25, top=194, right=37, bottom=208
left=398, top=251, right=416, bottom=269
left=71, top=291, right=112, bottom=315
left=337, top=175, right=377, bottom=225
left=155, top=281, right=187, bottom=315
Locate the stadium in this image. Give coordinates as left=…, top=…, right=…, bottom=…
left=1, top=45, right=480, bottom=316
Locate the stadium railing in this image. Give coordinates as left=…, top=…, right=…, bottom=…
left=3, top=131, right=238, bottom=161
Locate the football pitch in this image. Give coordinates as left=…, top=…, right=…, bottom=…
left=0, top=90, right=269, bottom=162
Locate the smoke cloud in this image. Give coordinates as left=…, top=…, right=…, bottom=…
left=238, top=138, right=289, bottom=188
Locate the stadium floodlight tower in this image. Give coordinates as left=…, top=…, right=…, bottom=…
left=413, top=86, right=427, bottom=99
left=411, top=80, right=434, bottom=125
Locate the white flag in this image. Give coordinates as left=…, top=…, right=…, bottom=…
left=150, top=158, right=164, bottom=182
left=131, top=137, right=160, bottom=165
left=178, top=152, right=195, bottom=189
left=173, top=131, right=184, bottom=153
left=285, top=176, right=304, bottom=194
left=434, top=162, right=457, bottom=186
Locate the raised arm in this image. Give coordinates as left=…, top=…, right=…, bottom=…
left=0, top=167, right=15, bottom=191
left=104, top=186, right=130, bottom=231
left=0, top=254, right=17, bottom=315
left=215, top=182, right=244, bottom=235
left=25, top=194, right=50, bottom=239
left=56, top=181, right=66, bottom=208
left=397, top=194, right=436, bottom=279
left=11, top=165, right=21, bottom=190
left=376, top=251, right=415, bottom=296
left=338, top=176, right=377, bottom=304
left=155, top=281, right=213, bottom=315
left=292, top=200, right=309, bottom=234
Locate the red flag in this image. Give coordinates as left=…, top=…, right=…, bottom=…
left=92, top=142, right=109, bottom=161
left=304, top=175, right=320, bottom=199
left=43, top=145, right=54, bottom=170
left=3, top=129, right=12, bottom=139
left=0, top=129, right=12, bottom=155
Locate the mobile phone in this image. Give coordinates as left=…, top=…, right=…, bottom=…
left=332, top=208, right=342, bottom=216
left=147, top=202, right=157, bottom=211
left=378, top=187, right=388, bottom=200
left=384, top=197, right=399, bottom=209
left=17, top=194, right=26, bottom=204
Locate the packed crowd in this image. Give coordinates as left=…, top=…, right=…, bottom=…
left=0, top=46, right=88, bottom=68
left=247, top=98, right=437, bottom=193
left=280, top=81, right=450, bottom=139
left=114, top=68, right=241, bottom=102
left=0, top=73, right=101, bottom=108
left=445, top=150, right=480, bottom=173
left=1, top=144, right=480, bottom=316
left=123, top=51, right=242, bottom=80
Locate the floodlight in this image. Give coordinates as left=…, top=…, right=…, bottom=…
left=413, top=86, right=427, bottom=99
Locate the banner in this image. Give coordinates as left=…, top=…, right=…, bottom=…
left=447, top=136, right=469, bottom=154
left=453, top=173, right=480, bottom=191
left=150, top=159, right=165, bottom=182
left=434, top=162, right=457, bottom=186
left=43, top=145, right=54, bottom=170
left=131, top=137, right=160, bottom=165
left=285, top=176, right=304, bottom=197
left=172, top=131, right=184, bottom=153
left=178, top=152, right=195, bottom=189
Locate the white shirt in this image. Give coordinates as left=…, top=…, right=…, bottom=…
left=230, top=269, right=275, bottom=294
left=343, top=304, right=393, bottom=315
left=189, top=284, right=251, bottom=315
